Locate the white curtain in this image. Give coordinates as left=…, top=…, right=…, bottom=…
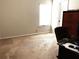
left=38, top=0, right=69, bottom=33
left=51, top=0, right=69, bottom=31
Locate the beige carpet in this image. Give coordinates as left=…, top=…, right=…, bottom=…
left=0, top=33, right=58, bottom=59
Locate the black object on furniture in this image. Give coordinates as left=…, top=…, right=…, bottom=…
left=55, top=27, right=79, bottom=59
left=55, top=27, right=70, bottom=43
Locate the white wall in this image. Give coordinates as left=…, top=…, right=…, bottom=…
left=0, top=0, right=3, bottom=38
left=69, top=0, right=79, bottom=10
left=0, top=0, right=39, bottom=38
left=0, top=0, right=51, bottom=38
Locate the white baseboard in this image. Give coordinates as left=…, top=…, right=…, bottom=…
left=0, top=31, right=49, bottom=40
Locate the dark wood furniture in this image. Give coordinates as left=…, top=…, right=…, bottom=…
left=62, top=10, right=79, bottom=39
left=55, top=10, right=79, bottom=59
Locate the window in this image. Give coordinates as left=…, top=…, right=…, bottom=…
left=39, top=3, right=52, bottom=26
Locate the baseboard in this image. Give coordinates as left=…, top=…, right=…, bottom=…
left=0, top=31, right=49, bottom=40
